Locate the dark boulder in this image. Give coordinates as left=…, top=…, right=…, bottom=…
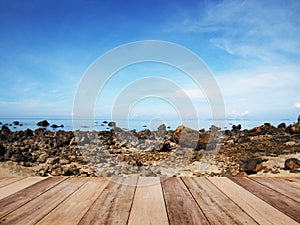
left=286, top=124, right=300, bottom=134
left=242, top=158, right=264, bottom=174
left=284, top=158, right=300, bottom=170
left=277, top=123, right=286, bottom=129
left=232, top=124, right=241, bottom=131
left=24, top=128, right=33, bottom=137
left=13, top=121, right=20, bottom=126
left=108, top=121, right=116, bottom=127
left=1, top=125, right=11, bottom=136
left=51, top=124, right=64, bottom=129
left=0, top=144, right=5, bottom=159
left=37, top=120, right=50, bottom=127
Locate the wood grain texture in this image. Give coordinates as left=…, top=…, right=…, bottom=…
left=0, top=177, right=65, bottom=218
left=79, top=176, right=138, bottom=225
left=0, top=176, right=299, bottom=225
left=128, top=177, right=169, bottom=225
left=231, top=177, right=300, bottom=223
left=36, top=177, right=109, bottom=225
left=276, top=177, right=300, bottom=190
left=162, top=177, right=209, bottom=225
left=0, top=177, right=25, bottom=188
left=209, top=177, right=298, bottom=225
left=0, top=177, right=86, bottom=225
left=0, top=177, right=45, bottom=200
left=183, top=177, right=257, bottom=225
left=252, top=177, right=300, bottom=203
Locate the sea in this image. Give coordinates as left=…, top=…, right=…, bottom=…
left=0, top=117, right=295, bottom=132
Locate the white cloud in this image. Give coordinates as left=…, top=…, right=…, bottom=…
left=295, top=103, right=300, bottom=108
left=227, top=110, right=249, bottom=117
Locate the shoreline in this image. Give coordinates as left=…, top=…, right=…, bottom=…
left=0, top=116, right=300, bottom=177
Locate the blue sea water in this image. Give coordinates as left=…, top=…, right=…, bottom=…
left=0, top=117, right=294, bottom=132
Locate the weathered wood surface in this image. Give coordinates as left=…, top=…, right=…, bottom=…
left=162, top=177, right=210, bottom=225
left=183, top=177, right=258, bottom=224
left=0, top=176, right=298, bottom=225
left=128, top=177, right=169, bottom=225
left=252, top=177, right=300, bottom=203
left=79, top=176, right=137, bottom=225
left=231, top=177, right=300, bottom=222
left=209, top=177, right=298, bottom=225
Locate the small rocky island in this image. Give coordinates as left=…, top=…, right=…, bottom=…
left=0, top=116, right=299, bottom=177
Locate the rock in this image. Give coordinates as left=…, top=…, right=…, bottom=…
left=2, top=125, right=11, bottom=135
left=0, top=144, right=5, bottom=158
left=277, top=123, right=286, bottom=129
left=198, top=132, right=210, bottom=149
left=136, top=129, right=151, bottom=139
left=13, top=121, right=20, bottom=125
left=102, top=121, right=108, bottom=124
left=191, top=149, right=204, bottom=162
left=249, top=123, right=275, bottom=136
left=24, top=129, right=33, bottom=137
left=173, top=125, right=210, bottom=150
left=37, top=120, right=50, bottom=127
left=11, top=150, right=25, bottom=162
left=154, top=140, right=172, bottom=152
left=46, top=157, right=59, bottom=165
left=242, top=158, right=264, bottom=174
left=284, top=158, right=300, bottom=170
left=232, top=124, right=241, bottom=131
left=59, top=158, right=70, bottom=165
left=108, top=121, right=116, bottom=127
left=286, top=123, right=300, bottom=134
left=37, top=153, right=49, bottom=163
left=50, top=124, right=64, bottom=129
left=173, top=125, right=198, bottom=148
left=157, top=124, right=166, bottom=137
left=51, top=167, right=62, bottom=176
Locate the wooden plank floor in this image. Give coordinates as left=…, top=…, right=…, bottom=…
left=0, top=177, right=299, bottom=225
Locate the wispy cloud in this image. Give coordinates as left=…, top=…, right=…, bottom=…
left=227, top=110, right=249, bottom=117
left=170, top=0, right=300, bottom=64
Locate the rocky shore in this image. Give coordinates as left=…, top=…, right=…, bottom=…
left=0, top=116, right=300, bottom=177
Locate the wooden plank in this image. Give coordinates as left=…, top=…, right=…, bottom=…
left=0, top=177, right=45, bottom=200
left=277, top=177, right=300, bottom=190
left=162, top=177, right=209, bottom=225
left=183, top=177, right=257, bottom=225
left=0, top=177, right=26, bottom=188
left=209, top=177, right=298, bottom=225
left=36, top=177, right=109, bottom=225
left=0, top=177, right=86, bottom=225
left=79, top=176, right=138, bottom=225
left=0, top=177, right=66, bottom=218
left=231, top=177, right=300, bottom=223
left=128, top=177, right=169, bottom=225
left=252, top=177, right=300, bottom=203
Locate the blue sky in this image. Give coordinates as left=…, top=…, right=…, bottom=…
left=0, top=0, right=300, bottom=122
